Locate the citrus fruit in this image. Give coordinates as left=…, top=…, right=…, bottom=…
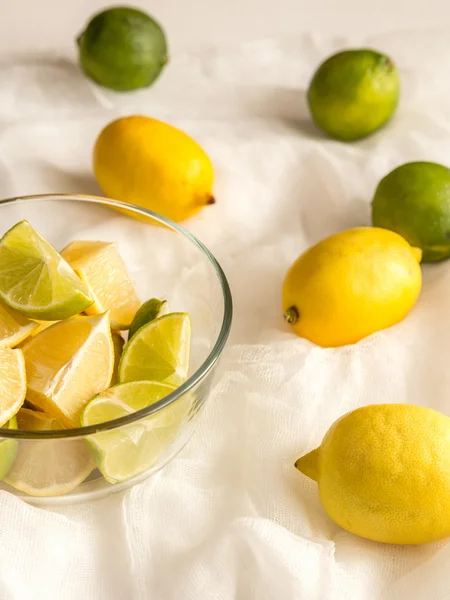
left=0, top=348, right=26, bottom=426
left=128, top=298, right=168, bottom=340
left=0, top=416, right=19, bottom=480
left=0, top=220, right=92, bottom=320
left=61, top=240, right=141, bottom=329
left=31, top=320, right=58, bottom=336
left=111, top=331, right=125, bottom=385
left=295, top=404, right=450, bottom=545
left=282, top=227, right=422, bottom=347
left=77, top=7, right=168, bottom=91
left=308, top=49, right=400, bottom=141
left=372, top=161, right=450, bottom=262
left=82, top=380, right=187, bottom=483
left=22, top=313, right=114, bottom=426
left=93, top=116, right=215, bottom=223
left=0, top=302, right=38, bottom=347
left=119, top=313, right=191, bottom=386
left=4, top=409, right=94, bottom=497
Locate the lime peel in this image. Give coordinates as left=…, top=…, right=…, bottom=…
left=119, top=312, right=191, bottom=386
left=0, top=220, right=93, bottom=320
left=82, top=380, right=182, bottom=483
left=128, top=298, right=168, bottom=341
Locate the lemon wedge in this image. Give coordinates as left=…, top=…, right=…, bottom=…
left=0, top=348, right=26, bottom=425
left=61, top=241, right=141, bottom=330
left=31, top=320, right=58, bottom=336
left=111, top=331, right=124, bottom=385
left=22, top=313, right=114, bottom=425
left=0, top=302, right=38, bottom=347
left=4, top=408, right=94, bottom=497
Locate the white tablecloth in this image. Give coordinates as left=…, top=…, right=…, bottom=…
left=3, top=0, right=450, bottom=54
left=1, top=30, right=450, bottom=600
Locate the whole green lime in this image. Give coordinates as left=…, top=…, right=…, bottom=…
left=307, top=49, right=400, bottom=141
left=77, top=7, right=168, bottom=92
left=372, top=162, right=450, bottom=262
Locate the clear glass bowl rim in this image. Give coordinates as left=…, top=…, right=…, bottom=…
left=0, top=194, right=233, bottom=439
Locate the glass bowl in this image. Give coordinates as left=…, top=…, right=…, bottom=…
left=0, top=194, right=232, bottom=506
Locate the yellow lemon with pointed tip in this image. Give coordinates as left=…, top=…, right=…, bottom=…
left=282, top=227, right=422, bottom=347
left=93, top=115, right=215, bottom=223
left=295, top=404, right=450, bottom=545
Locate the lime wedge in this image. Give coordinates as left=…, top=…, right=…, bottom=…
left=128, top=298, right=168, bottom=340
left=0, top=416, right=19, bottom=480
left=61, top=240, right=141, bottom=330
left=119, top=313, right=191, bottom=386
left=0, top=221, right=93, bottom=320
left=4, top=409, right=94, bottom=497
left=0, top=348, right=26, bottom=426
left=82, top=380, right=186, bottom=483
left=22, top=313, right=114, bottom=425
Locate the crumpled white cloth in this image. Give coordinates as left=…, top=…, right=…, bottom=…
left=1, top=29, right=450, bottom=600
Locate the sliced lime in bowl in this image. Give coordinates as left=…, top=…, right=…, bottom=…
left=0, top=416, right=19, bottom=481
left=128, top=298, right=168, bottom=341
left=0, top=220, right=92, bottom=320
left=82, top=381, right=188, bottom=483
left=119, top=312, right=191, bottom=386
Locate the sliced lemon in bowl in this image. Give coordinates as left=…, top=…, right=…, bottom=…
left=31, top=320, right=58, bottom=337
left=82, top=381, right=189, bottom=483
left=61, top=240, right=141, bottom=330
left=0, top=220, right=93, bottom=320
left=22, top=313, right=114, bottom=426
left=0, top=347, right=26, bottom=425
left=119, top=313, right=191, bottom=386
left=0, top=302, right=38, bottom=347
left=111, top=331, right=125, bottom=385
left=4, top=408, right=94, bottom=497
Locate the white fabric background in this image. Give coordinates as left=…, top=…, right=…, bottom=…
left=3, top=0, right=450, bottom=55
left=1, top=29, right=450, bottom=599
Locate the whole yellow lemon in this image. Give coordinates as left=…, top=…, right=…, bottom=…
left=282, top=227, right=422, bottom=347
left=93, top=115, right=215, bottom=222
left=295, top=404, right=450, bottom=545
